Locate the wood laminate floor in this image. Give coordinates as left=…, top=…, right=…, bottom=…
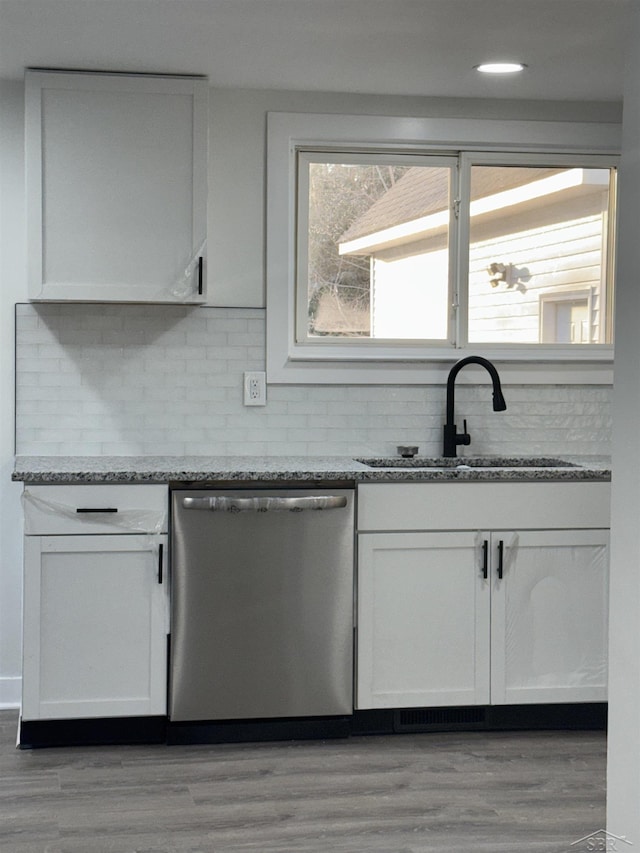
left=0, top=710, right=606, bottom=853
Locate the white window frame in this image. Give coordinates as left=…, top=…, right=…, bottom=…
left=266, top=112, right=620, bottom=385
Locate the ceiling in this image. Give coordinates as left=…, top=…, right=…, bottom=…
left=0, top=0, right=631, bottom=102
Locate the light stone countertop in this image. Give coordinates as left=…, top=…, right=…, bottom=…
left=12, top=455, right=612, bottom=484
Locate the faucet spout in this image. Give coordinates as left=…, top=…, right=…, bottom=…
left=443, top=356, right=506, bottom=457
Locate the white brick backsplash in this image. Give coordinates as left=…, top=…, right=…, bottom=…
left=14, top=303, right=612, bottom=458
left=225, top=441, right=268, bottom=455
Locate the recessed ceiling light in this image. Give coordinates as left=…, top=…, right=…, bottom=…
left=475, top=62, right=527, bottom=74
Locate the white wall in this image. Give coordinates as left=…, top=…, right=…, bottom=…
left=0, top=81, right=621, bottom=706
left=607, top=0, right=640, bottom=842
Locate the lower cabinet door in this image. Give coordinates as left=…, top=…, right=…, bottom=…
left=490, top=529, right=609, bottom=705
left=22, top=534, right=168, bottom=720
left=357, top=531, right=490, bottom=709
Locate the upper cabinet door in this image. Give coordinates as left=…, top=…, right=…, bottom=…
left=25, top=71, right=208, bottom=303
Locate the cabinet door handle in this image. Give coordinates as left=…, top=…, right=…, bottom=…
left=497, top=539, right=504, bottom=579
left=76, top=507, right=118, bottom=513
left=158, top=543, right=164, bottom=585
left=197, top=256, right=203, bottom=295
left=482, top=539, right=488, bottom=579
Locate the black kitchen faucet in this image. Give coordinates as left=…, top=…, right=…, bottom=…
left=442, top=356, right=507, bottom=457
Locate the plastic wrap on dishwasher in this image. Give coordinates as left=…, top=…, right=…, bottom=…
left=183, top=495, right=347, bottom=512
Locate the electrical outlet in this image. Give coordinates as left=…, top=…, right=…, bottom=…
left=243, top=371, right=267, bottom=406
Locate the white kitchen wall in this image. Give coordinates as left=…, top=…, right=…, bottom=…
left=0, top=80, right=26, bottom=709
left=607, top=0, right=640, bottom=841
left=15, top=303, right=611, bottom=458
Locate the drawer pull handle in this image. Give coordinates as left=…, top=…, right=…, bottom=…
left=158, top=543, right=164, bottom=585
left=497, top=539, right=504, bottom=579
left=76, top=507, right=118, bottom=513
left=197, top=256, right=203, bottom=295
left=482, top=539, right=488, bottom=579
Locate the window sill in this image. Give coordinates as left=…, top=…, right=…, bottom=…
left=267, top=347, right=614, bottom=385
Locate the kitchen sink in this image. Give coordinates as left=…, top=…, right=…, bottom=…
left=355, top=456, right=577, bottom=469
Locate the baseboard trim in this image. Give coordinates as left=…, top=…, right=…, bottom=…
left=19, top=716, right=167, bottom=748
left=167, top=715, right=352, bottom=745
left=18, top=703, right=607, bottom=748
left=352, top=703, right=608, bottom=735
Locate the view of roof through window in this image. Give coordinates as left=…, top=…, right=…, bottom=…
left=303, top=159, right=615, bottom=347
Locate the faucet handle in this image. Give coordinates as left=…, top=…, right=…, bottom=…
left=459, top=419, right=471, bottom=446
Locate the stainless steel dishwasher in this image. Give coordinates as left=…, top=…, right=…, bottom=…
left=169, top=486, right=354, bottom=723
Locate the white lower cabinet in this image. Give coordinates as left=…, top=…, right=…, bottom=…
left=358, top=531, right=490, bottom=708
left=490, top=529, right=608, bottom=705
left=21, top=485, right=169, bottom=721
left=356, top=482, right=610, bottom=710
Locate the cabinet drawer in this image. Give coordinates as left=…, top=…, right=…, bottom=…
left=23, top=485, right=168, bottom=535
left=357, top=481, right=611, bottom=531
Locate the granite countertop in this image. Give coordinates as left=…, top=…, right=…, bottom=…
left=12, top=455, right=612, bottom=484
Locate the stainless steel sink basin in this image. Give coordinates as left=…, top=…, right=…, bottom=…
left=355, top=456, right=577, bottom=469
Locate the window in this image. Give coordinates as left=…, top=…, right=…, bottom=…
left=267, top=113, right=620, bottom=384
left=464, top=160, right=615, bottom=348
left=299, top=154, right=455, bottom=344
left=298, top=154, right=615, bottom=348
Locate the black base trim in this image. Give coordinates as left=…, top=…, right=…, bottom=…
left=352, top=703, right=607, bottom=735
left=19, top=716, right=167, bottom=749
left=18, top=703, right=607, bottom=748
left=167, top=715, right=352, bottom=745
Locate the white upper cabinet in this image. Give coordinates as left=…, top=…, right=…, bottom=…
left=25, top=70, right=208, bottom=303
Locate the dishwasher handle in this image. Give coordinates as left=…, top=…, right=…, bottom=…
left=181, top=495, right=348, bottom=512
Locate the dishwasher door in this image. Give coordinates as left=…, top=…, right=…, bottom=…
left=169, top=487, right=354, bottom=722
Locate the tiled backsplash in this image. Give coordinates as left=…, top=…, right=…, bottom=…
left=15, top=303, right=612, bottom=458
